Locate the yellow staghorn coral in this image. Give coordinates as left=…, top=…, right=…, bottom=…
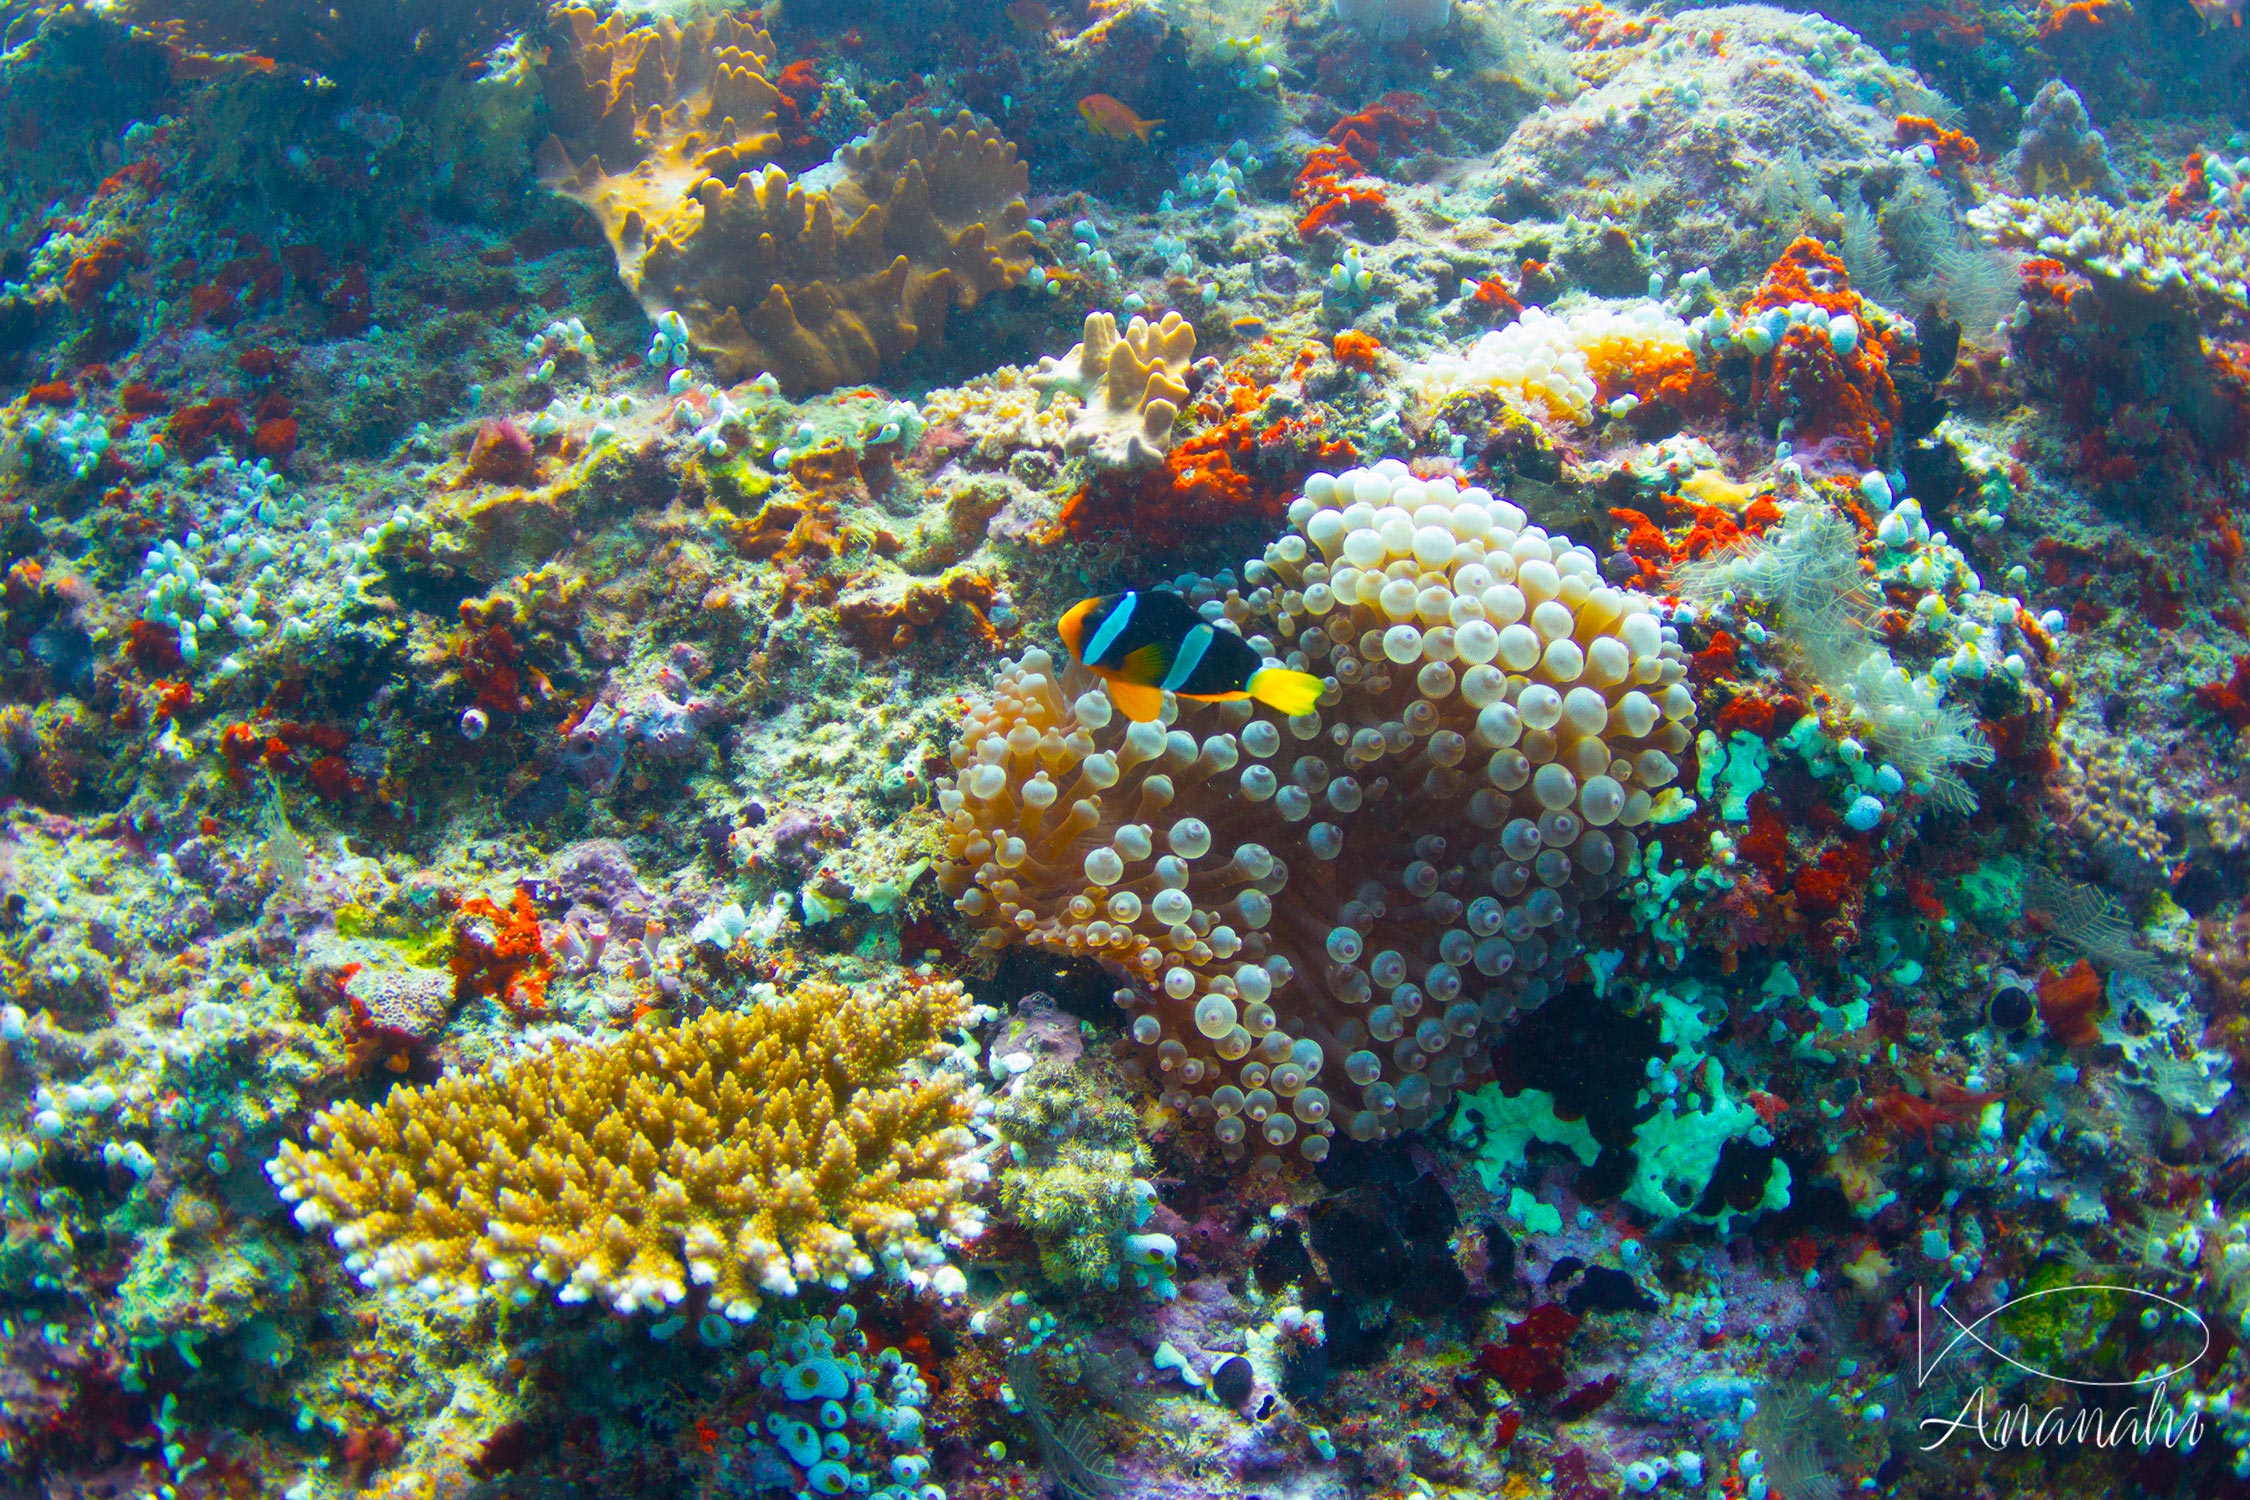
left=937, top=462, right=1697, bottom=1167
left=1031, top=309, right=1196, bottom=468
left=539, top=5, right=1037, bottom=393
left=1968, top=195, right=2250, bottom=318
left=269, top=975, right=987, bottom=1320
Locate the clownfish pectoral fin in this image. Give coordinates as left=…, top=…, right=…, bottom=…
left=1245, top=667, right=1326, bottom=718
left=1104, top=676, right=1166, bottom=723
left=1117, top=641, right=1172, bottom=684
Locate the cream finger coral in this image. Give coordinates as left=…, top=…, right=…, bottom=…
left=1031, top=309, right=1196, bottom=468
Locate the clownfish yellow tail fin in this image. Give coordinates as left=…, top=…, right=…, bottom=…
left=1245, top=667, right=1325, bottom=717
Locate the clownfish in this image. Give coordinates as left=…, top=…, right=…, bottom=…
left=1058, top=590, right=1326, bottom=723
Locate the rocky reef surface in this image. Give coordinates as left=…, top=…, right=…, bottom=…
left=0, top=0, right=2248, bottom=1497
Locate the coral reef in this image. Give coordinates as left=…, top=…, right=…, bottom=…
left=105, top=0, right=539, bottom=80
left=1969, top=193, right=2250, bottom=317
left=1478, top=7, right=1946, bottom=285
left=2010, top=79, right=2124, bottom=201
left=269, top=975, right=985, bottom=1319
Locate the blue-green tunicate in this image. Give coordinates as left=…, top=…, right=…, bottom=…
left=785, top=1357, right=852, bottom=1401
left=774, top=1418, right=821, bottom=1467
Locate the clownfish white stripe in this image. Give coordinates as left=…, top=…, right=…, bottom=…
left=1085, top=590, right=1137, bottom=664
left=1160, top=623, right=1216, bottom=691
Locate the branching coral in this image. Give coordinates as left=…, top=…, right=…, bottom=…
left=269, top=975, right=985, bottom=1319
left=1968, top=195, right=2250, bottom=318
left=539, top=5, right=1036, bottom=392
left=938, top=463, right=1697, bottom=1163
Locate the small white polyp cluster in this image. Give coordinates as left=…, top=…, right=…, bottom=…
left=938, top=459, right=1696, bottom=1169
left=1406, top=302, right=1696, bottom=424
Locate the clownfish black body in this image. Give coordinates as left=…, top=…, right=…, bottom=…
left=1057, top=590, right=1327, bottom=723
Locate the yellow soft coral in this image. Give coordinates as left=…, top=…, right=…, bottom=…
left=269, top=975, right=986, bottom=1320
left=538, top=4, right=1036, bottom=393
left=536, top=4, right=788, bottom=289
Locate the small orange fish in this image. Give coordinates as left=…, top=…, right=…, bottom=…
left=166, top=45, right=278, bottom=80
left=1078, top=94, right=1163, bottom=145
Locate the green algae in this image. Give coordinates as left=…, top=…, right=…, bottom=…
left=1994, top=1262, right=2125, bottom=1381
left=1953, top=856, right=2025, bottom=931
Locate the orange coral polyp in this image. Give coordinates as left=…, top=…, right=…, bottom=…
left=1742, top=238, right=1899, bottom=468
left=1895, top=115, right=1980, bottom=169
left=1291, top=95, right=1430, bottom=242
left=2039, top=0, right=2126, bottom=35
left=1331, top=331, right=1382, bottom=370
left=1580, top=339, right=1723, bottom=417
left=452, top=890, right=554, bottom=1014
left=1747, top=236, right=1863, bottom=319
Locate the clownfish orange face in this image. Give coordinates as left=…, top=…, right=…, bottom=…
left=1056, top=596, right=1101, bottom=661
